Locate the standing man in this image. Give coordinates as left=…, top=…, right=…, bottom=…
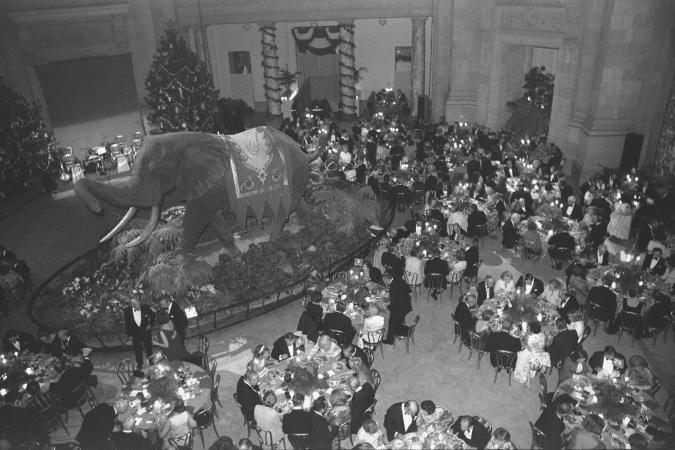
left=161, top=297, right=188, bottom=340
left=384, top=272, right=412, bottom=345
left=123, top=298, right=155, bottom=371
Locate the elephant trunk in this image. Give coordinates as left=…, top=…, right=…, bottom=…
left=75, top=177, right=159, bottom=212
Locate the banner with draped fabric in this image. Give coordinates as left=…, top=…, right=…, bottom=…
left=292, top=26, right=342, bottom=55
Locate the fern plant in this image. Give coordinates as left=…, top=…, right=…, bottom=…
left=308, top=185, right=381, bottom=234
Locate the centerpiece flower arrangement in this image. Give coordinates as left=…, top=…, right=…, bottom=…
left=597, top=263, right=649, bottom=295
left=283, top=358, right=328, bottom=396
left=587, top=382, right=638, bottom=424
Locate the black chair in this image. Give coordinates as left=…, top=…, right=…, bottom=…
left=362, top=328, right=385, bottom=360
left=198, top=334, right=209, bottom=357
left=255, top=426, right=286, bottom=449
left=233, top=393, right=255, bottom=437
left=211, top=374, right=222, bottom=418
left=395, top=191, right=412, bottom=215
left=60, top=381, right=96, bottom=419
left=448, top=270, right=464, bottom=298
left=493, top=350, right=517, bottom=386
left=467, top=330, right=489, bottom=369
left=529, top=421, right=547, bottom=449
left=370, top=368, right=381, bottom=393
left=114, top=359, right=136, bottom=385
left=425, top=273, right=446, bottom=302
left=538, top=373, right=552, bottom=411
left=331, top=420, right=353, bottom=449
left=550, top=247, right=572, bottom=270
left=169, top=431, right=194, bottom=450
left=365, top=351, right=375, bottom=367
left=195, top=406, right=219, bottom=448
left=521, top=240, right=542, bottom=265
left=451, top=314, right=467, bottom=353
left=617, top=311, right=641, bottom=344
left=332, top=272, right=348, bottom=281
left=586, top=302, right=609, bottom=337
left=287, top=434, right=309, bottom=450
left=403, top=271, right=422, bottom=297
left=649, top=375, right=662, bottom=397
left=393, top=315, right=420, bottom=353
left=202, top=355, right=217, bottom=379
left=363, top=399, right=377, bottom=420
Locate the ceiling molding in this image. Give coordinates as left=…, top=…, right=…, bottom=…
left=8, top=4, right=129, bottom=26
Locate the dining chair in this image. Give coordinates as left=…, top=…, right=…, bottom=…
left=538, top=373, right=551, bottom=411
left=287, top=433, right=309, bottom=450
left=331, top=420, right=353, bottom=449
left=493, top=350, right=516, bottom=386
left=211, top=374, right=222, bottom=418
left=549, top=247, right=572, bottom=270
left=370, top=368, right=382, bottom=393
left=365, top=351, right=375, bottom=367
left=114, top=359, right=136, bottom=385
left=202, top=355, right=217, bottom=379
left=197, top=334, right=209, bottom=357
left=617, top=311, right=641, bottom=344
left=447, top=271, right=464, bottom=299
left=451, top=314, right=466, bottom=353
left=362, top=328, right=385, bottom=360
left=233, top=393, right=255, bottom=437
left=648, top=375, right=662, bottom=397
left=471, top=224, right=488, bottom=244
left=529, top=421, right=547, bottom=449
left=467, top=330, right=490, bottom=369
left=195, top=405, right=220, bottom=447
left=393, top=315, right=420, bottom=353
left=363, top=399, right=377, bottom=420
left=169, top=431, right=194, bottom=450
left=255, top=426, right=286, bottom=450
left=521, top=240, right=542, bottom=265
left=60, top=381, right=96, bottom=419
left=425, top=273, right=446, bottom=302
left=403, top=271, right=421, bottom=298
left=395, top=191, right=412, bottom=215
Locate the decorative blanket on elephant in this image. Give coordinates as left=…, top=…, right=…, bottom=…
left=220, top=127, right=290, bottom=225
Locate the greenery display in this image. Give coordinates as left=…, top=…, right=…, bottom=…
left=145, top=21, right=219, bottom=133
left=505, top=66, right=555, bottom=137
left=283, top=359, right=328, bottom=396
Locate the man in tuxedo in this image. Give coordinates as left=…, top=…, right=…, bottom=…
left=382, top=248, right=405, bottom=276
left=485, top=320, right=521, bottom=368
left=424, top=250, right=449, bottom=300
left=587, top=285, right=617, bottom=322
left=588, top=217, right=608, bottom=250
left=343, top=344, right=369, bottom=368
left=76, top=403, right=117, bottom=450
left=562, top=195, right=584, bottom=222
left=501, top=213, right=521, bottom=249
left=476, top=275, right=495, bottom=306
left=642, top=248, right=667, bottom=276
left=635, top=220, right=655, bottom=252
left=305, top=290, right=324, bottom=323
left=467, top=204, right=488, bottom=238
left=454, top=294, right=476, bottom=344
left=3, top=329, right=39, bottom=355
left=535, top=401, right=572, bottom=450
left=271, top=332, right=305, bottom=361
left=111, top=417, right=152, bottom=450
left=589, top=346, right=627, bottom=375
left=323, top=300, right=356, bottom=345
left=594, top=244, right=610, bottom=266
left=123, top=299, right=156, bottom=370
left=383, top=400, right=419, bottom=441
left=510, top=185, right=533, bottom=214
left=385, top=274, right=412, bottom=344
left=58, top=329, right=84, bottom=359
left=160, top=297, right=188, bottom=340
left=49, top=360, right=91, bottom=399
left=282, top=393, right=311, bottom=435
left=350, top=375, right=375, bottom=433
left=236, top=370, right=262, bottom=422
left=451, top=416, right=491, bottom=449
left=547, top=228, right=575, bottom=251
left=463, top=241, right=480, bottom=279
left=546, top=319, right=579, bottom=367
left=558, top=179, right=573, bottom=203
left=308, top=397, right=332, bottom=450
left=515, top=273, right=544, bottom=296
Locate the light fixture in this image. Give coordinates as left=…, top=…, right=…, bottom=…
left=378, top=18, right=387, bottom=26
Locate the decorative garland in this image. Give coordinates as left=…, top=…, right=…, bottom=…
left=260, top=25, right=282, bottom=115
left=338, top=24, right=357, bottom=117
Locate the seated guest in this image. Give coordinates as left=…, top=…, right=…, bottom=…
left=628, top=434, right=648, bottom=450
left=494, top=271, right=515, bottom=295
left=559, top=349, right=590, bottom=383
left=567, top=309, right=586, bottom=343
left=660, top=256, right=675, bottom=293
left=626, top=355, right=656, bottom=391
left=557, top=290, right=580, bottom=323
left=477, top=275, right=495, bottom=306
left=516, top=273, right=544, bottom=296
left=323, top=301, right=357, bottom=345
left=547, top=318, right=579, bottom=368
left=282, top=393, right=311, bottom=435
left=588, top=216, right=608, bottom=250
left=153, top=320, right=201, bottom=365
left=454, top=293, right=477, bottom=344
left=417, top=400, right=452, bottom=427
left=476, top=309, right=494, bottom=334
left=49, top=360, right=90, bottom=400
left=513, top=321, right=551, bottom=385
left=236, top=370, right=261, bottom=422
left=404, top=249, right=425, bottom=287
left=540, top=279, right=562, bottom=305
left=381, top=248, right=404, bottom=276
left=237, top=438, right=262, bottom=450
left=501, top=213, right=521, bottom=249
left=111, top=416, right=152, bottom=450
left=467, top=203, right=488, bottom=237
left=520, top=220, right=543, bottom=255
left=160, top=399, right=197, bottom=447
left=567, top=414, right=605, bottom=450
left=3, top=329, right=39, bottom=355
left=358, top=304, right=385, bottom=348
left=447, top=223, right=466, bottom=243
left=534, top=401, right=572, bottom=450
left=547, top=227, right=575, bottom=254
left=485, top=319, right=521, bottom=369
left=383, top=400, right=419, bottom=441
left=568, top=266, right=590, bottom=306
left=587, top=285, right=617, bottom=322
left=343, top=344, right=369, bottom=368
left=349, top=375, right=375, bottom=434
left=638, top=293, right=673, bottom=337
left=247, top=345, right=271, bottom=378
left=77, top=403, right=117, bottom=450
left=362, top=260, right=384, bottom=285
left=271, top=332, right=305, bottom=361
left=308, top=334, right=342, bottom=360
left=58, top=329, right=84, bottom=358
left=308, top=397, right=332, bottom=450
left=355, top=419, right=385, bottom=448
left=487, top=427, right=513, bottom=450
left=149, top=346, right=167, bottom=365
left=305, top=291, right=324, bottom=323
left=589, top=345, right=626, bottom=376
left=0, top=392, right=42, bottom=446
left=451, top=416, right=491, bottom=450
left=594, top=244, right=610, bottom=266
left=327, top=389, right=351, bottom=428
left=254, top=391, right=283, bottom=442
left=642, top=247, right=667, bottom=276
left=562, top=195, right=584, bottom=221
left=25, top=380, right=59, bottom=414
left=37, top=328, right=62, bottom=356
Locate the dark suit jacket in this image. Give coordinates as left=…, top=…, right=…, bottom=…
left=62, top=335, right=84, bottom=357
left=50, top=366, right=87, bottom=399
left=636, top=224, right=654, bottom=251
left=350, top=383, right=375, bottom=433
left=501, top=219, right=520, bottom=249
left=305, top=301, right=324, bottom=323
left=546, top=329, right=578, bottom=366
left=236, top=376, right=261, bottom=421
left=476, top=282, right=494, bottom=306
left=451, top=418, right=491, bottom=450
left=77, top=403, right=116, bottom=449
left=535, top=405, right=565, bottom=450
left=548, top=232, right=575, bottom=249
left=424, top=257, right=449, bottom=288
left=271, top=336, right=304, bottom=360
left=282, top=408, right=312, bottom=434
left=588, top=286, right=616, bottom=322
left=388, top=277, right=412, bottom=317
left=515, top=276, right=544, bottom=296
left=123, top=305, right=156, bottom=339
left=594, top=251, right=609, bottom=266
left=589, top=351, right=627, bottom=375
left=464, top=246, right=480, bottom=277
left=467, top=210, right=487, bottom=235
left=368, top=266, right=384, bottom=285
left=454, top=301, right=476, bottom=343
left=486, top=331, right=521, bottom=368
left=381, top=252, right=404, bottom=276
left=3, top=331, right=39, bottom=354
left=384, top=402, right=418, bottom=441
left=562, top=203, right=584, bottom=222
left=111, top=431, right=152, bottom=450
left=308, top=411, right=332, bottom=450
left=323, top=312, right=356, bottom=345
left=168, top=302, right=188, bottom=335
left=642, top=254, right=667, bottom=276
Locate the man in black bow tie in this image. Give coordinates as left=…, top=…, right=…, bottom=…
left=123, top=298, right=156, bottom=370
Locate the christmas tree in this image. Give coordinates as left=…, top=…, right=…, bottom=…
left=0, top=76, right=58, bottom=194
left=145, top=21, right=219, bottom=133
left=522, top=66, right=555, bottom=118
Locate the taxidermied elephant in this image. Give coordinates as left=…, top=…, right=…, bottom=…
left=75, top=126, right=315, bottom=254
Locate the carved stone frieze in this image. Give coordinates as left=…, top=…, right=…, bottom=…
left=498, top=0, right=583, bottom=36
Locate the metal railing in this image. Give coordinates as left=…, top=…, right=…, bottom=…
left=28, top=203, right=395, bottom=351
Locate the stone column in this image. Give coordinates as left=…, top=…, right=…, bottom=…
left=338, top=20, right=356, bottom=118
left=654, top=76, right=675, bottom=176
left=410, top=17, right=427, bottom=117
left=260, top=23, right=281, bottom=116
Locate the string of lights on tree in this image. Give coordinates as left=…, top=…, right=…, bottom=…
left=260, top=24, right=282, bottom=115
left=337, top=24, right=357, bottom=117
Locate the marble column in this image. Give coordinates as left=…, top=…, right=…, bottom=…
left=411, top=16, right=427, bottom=117
left=260, top=23, right=281, bottom=116
left=654, top=76, right=675, bottom=176
left=338, top=20, right=356, bottom=118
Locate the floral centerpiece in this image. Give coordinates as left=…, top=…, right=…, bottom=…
left=587, top=381, right=638, bottom=424
left=594, top=263, right=651, bottom=296
left=283, top=358, right=328, bottom=396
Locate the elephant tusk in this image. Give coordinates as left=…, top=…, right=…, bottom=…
left=125, top=205, right=160, bottom=248
left=99, top=207, right=137, bottom=243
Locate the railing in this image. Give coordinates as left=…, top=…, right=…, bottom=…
left=28, top=202, right=395, bottom=351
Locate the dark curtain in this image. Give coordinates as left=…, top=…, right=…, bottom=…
left=292, top=26, right=342, bottom=55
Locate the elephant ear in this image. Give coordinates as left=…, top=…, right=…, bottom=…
left=176, top=135, right=231, bottom=200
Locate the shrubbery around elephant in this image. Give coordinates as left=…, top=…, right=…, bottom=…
left=75, top=126, right=315, bottom=254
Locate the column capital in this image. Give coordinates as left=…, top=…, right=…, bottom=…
left=411, top=16, right=428, bottom=26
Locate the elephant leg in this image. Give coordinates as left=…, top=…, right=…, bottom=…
left=211, top=212, right=241, bottom=257
left=182, top=185, right=230, bottom=251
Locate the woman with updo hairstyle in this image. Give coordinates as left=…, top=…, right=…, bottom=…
left=247, top=344, right=270, bottom=377
left=513, top=319, right=550, bottom=385
left=568, top=413, right=605, bottom=449
left=160, top=398, right=197, bottom=449
left=487, top=427, right=513, bottom=449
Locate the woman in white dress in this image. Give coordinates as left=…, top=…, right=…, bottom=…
left=513, top=321, right=551, bottom=385
left=607, top=196, right=633, bottom=240
left=494, top=271, right=515, bottom=295
left=540, top=279, right=562, bottom=306
left=358, top=304, right=385, bottom=348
